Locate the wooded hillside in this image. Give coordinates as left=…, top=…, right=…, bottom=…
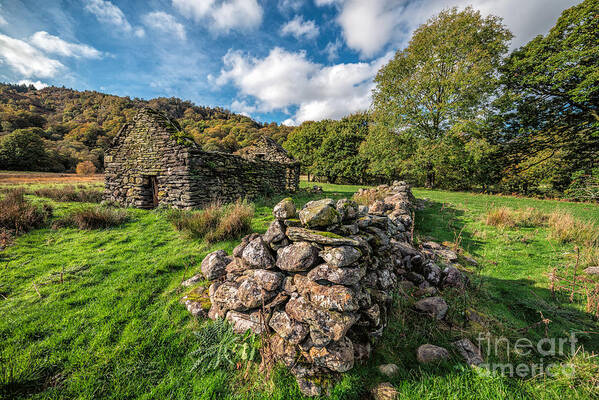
left=0, top=83, right=292, bottom=172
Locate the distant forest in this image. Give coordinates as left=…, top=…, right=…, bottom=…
left=0, top=83, right=292, bottom=173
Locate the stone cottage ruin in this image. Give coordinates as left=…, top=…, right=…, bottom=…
left=103, top=107, right=300, bottom=209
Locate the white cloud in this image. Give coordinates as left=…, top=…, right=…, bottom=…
left=30, top=31, right=103, bottom=59
left=281, top=16, right=319, bottom=40
left=172, top=0, right=263, bottom=33
left=278, top=0, right=303, bottom=13
left=17, top=79, right=49, bottom=89
left=336, top=0, right=396, bottom=58
left=142, top=11, right=186, bottom=40
left=319, top=0, right=580, bottom=58
left=231, top=99, right=258, bottom=115
left=0, top=14, right=7, bottom=26
left=85, top=0, right=145, bottom=37
left=324, top=39, right=342, bottom=61
left=314, top=0, right=339, bottom=5
left=217, top=47, right=392, bottom=124
left=0, top=33, right=64, bottom=78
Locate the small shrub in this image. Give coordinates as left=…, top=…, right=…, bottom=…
left=54, top=205, right=128, bottom=230
left=190, top=319, right=259, bottom=373
left=33, top=186, right=103, bottom=203
left=76, top=161, right=97, bottom=175
left=0, top=190, right=52, bottom=234
left=168, top=200, right=254, bottom=243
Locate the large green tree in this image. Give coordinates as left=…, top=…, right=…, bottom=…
left=495, top=0, right=599, bottom=195
left=312, top=113, right=370, bottom=184
left=367, top=7, right=512, bottom=187
left=283, top=120, right=331, bottom=180
left=284, top=113, right=371, bottom=183
left=0, top=128, right=51, bottom=171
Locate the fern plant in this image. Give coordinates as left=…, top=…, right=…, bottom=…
left=189, top=319, right=260, bottom=373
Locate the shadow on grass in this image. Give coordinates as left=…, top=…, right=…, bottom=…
left=415, top=199, right=484, bottom=256
left=347, top=273, right=599, bottom=400
left=410, top=199, right=598, bottom=354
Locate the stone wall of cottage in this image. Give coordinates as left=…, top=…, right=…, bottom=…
left=104, top=108, right=299, bottom=209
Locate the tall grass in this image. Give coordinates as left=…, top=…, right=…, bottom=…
left=484, top=206, right=548, bottom=228
left=485, top=207, right=598, bottom=246
left=0, top=190, right=52, bottom=234
left=53, top=205, right=129, bottom=230
left=33, top=186, right=103, bottom=203
left=167, top=200, right=254, bottom=243
left=547, top=211, right=599, bottom=246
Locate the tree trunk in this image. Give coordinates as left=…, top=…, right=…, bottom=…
left=425, top=163, right=435, bottom=188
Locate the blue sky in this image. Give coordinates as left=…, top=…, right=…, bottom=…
left=0, top=0, right=580, bottom=125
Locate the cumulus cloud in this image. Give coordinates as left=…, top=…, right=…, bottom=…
left=336, top=0, right=397, bottom=58
left=278, top=0, right=304, bottom=13
left=314, top=0, right=340, bottom=5
left=231, top=100, right=259, bottom=117
left=318, top=0, right=580, bottom=58
left=217, top=47, right=392, bottom=124
left=17, top=79, right=49, bottom=89
left=30, top=31, right=103, bottom=59
left=0, top=33, right=64, bottom=78
left=324, top=39, right=342, bottom=61
left=85, top=0, right=145, bottom=37
left=172, top=0, right=263, bottom=33
left=281, top=16, right=319, bottom=40
left=142, top=11, right=186, bottom=40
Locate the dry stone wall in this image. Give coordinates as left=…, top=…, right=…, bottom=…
left=184, top=181, right=469, bottom=396
left=104, top=108, right=299, bottom=209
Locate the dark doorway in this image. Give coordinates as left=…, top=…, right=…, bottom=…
left=150, top=176, right=159, bottom=208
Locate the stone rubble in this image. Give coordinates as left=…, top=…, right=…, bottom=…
left=184, top=181, right=473, bottom=396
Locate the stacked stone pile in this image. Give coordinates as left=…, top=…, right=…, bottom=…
left=183, top=181, right=469, bottom=396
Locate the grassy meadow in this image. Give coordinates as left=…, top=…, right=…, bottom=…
left=0, top=178, right=598, bottom=399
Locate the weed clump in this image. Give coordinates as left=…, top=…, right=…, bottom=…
left=167, top=200, right=254, bottom=243
left=0, top=189, right=52, bottom=234
left=33, top=186, right=103, bottom=203
left=54, top=205, right=128, bottom=230
left=485, top=207, right=598, bottom=246
left=484, top=206, right=548, bottom=228
left=485, top=206, right=517, bottom=228
left=548, top=211, right=598, bottom=246
left=190, top=319, right=259, bottom=373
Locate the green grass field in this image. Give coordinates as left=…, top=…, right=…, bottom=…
left=1, top=182, right=598, bottom=399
